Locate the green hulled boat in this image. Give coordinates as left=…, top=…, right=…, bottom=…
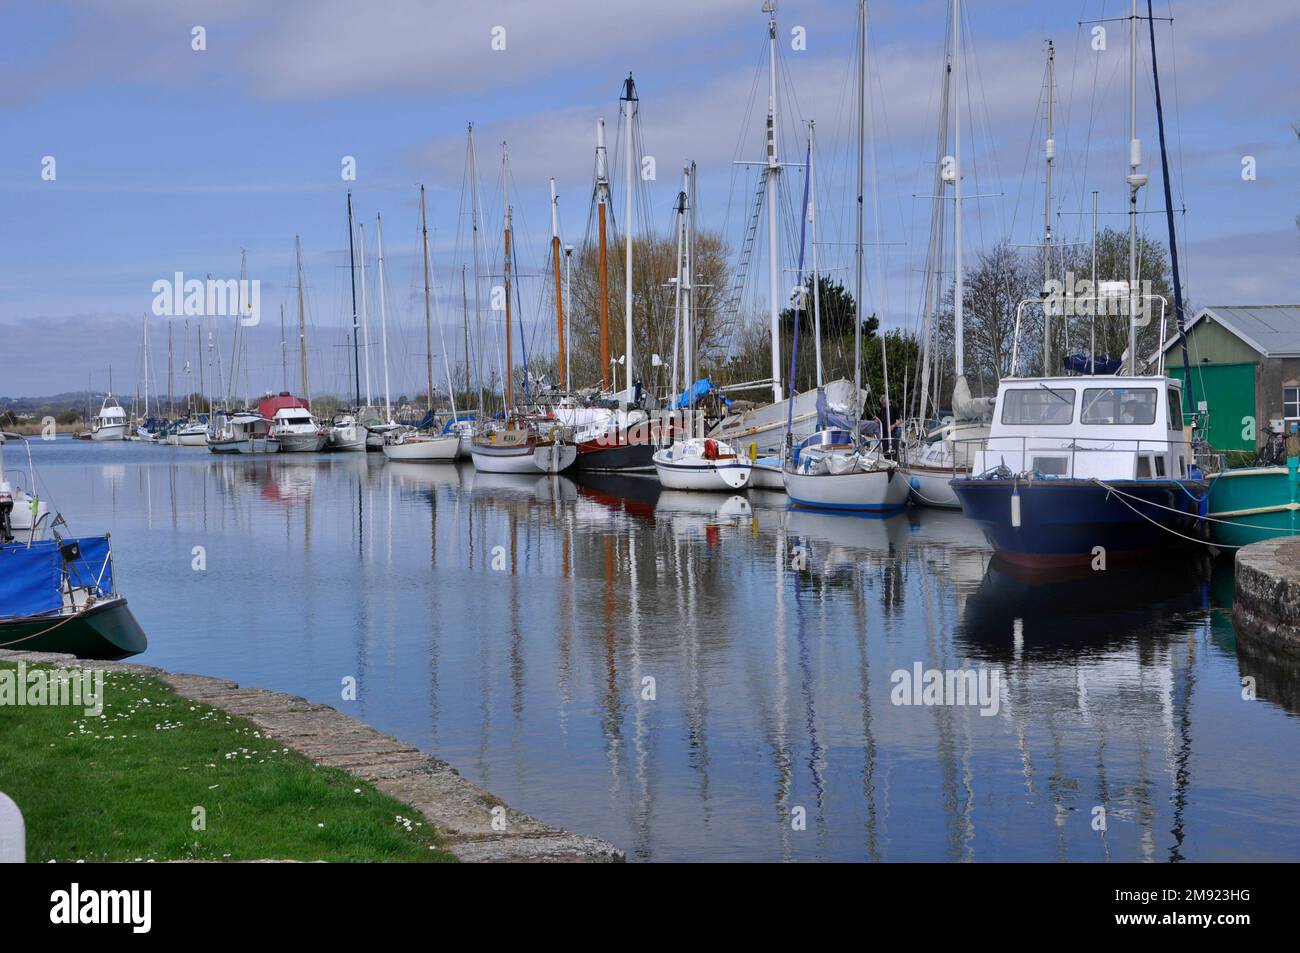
left=1205, top=457, right=1300, bottom=549
left=0, top=596, right=146, bottom=660
left=0, top=535, right=147, bottom=661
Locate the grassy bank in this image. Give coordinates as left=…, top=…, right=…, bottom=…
left=0, top=663, right=455, bottom=862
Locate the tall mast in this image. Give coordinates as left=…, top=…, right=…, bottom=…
left=809, top=120, right=824, bottom=389
left=596, top=118, right=611, bottom=391
left=426, top=228, right=458, bottom=421
left=358, top=222, right=373, bottom=408
left=142, top=312, right=150, bottom=418
left=854, top=0, right=866, bottom=409
left=1126, top=0, right=1146, bottom=368
left=764, top=1, right=783, bottom=403
left=461, top=265, right=471, bottom=398
left=167, top=318, right=173, bottom=418
left=420, top=184, right=434, bottom=415
left=866, top=0, right=891, bottom=435
left=952, top=0, right=964, bottom=380
left=295, top=235, right=309, bottom=404
left=1043, top=39, right=1055, bottom=375
left=468, top=125, right=485, bottom=414
left=550, top=177, right=566, bottom=390
left=621, top=75, right=637, bottom=399
left=376, top=214, right=393, bottom=423
left=671, top=171, right=686, bottom=415
left=279, top=304, right=287, bottom=391
left=347, top=191, right=361, bottom=409
left=503, top=144, right=514, bottom=410
left=1146, top=0, right=1191, bottom=403
left=686, top=162, right=697, bottom=437
left=196, top=311, right=205, bottom=411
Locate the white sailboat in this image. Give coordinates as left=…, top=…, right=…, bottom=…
left=707, top=2, right=866, bottom=457
left=383, top=186, right=463, bottom=463
left=781, top=0, right=908, bottom=515
left=331, top=193, right=369, bottom=452
left=900, top=0, right=994, bottom=508
left=653, top=163, right=752, bottom=492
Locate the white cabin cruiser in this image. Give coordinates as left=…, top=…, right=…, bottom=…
left=89, top=396, right=128, bottom=441
left=270, top=407, right=328, bottom=453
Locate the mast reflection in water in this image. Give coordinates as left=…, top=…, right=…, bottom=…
left=36, top=440, right=1300, bottom=861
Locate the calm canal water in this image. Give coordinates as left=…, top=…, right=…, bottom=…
left=20, top=438, right=1300, bottom=861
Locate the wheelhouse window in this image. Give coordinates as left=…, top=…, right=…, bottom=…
left=1167, top=388, right=1184, bottom=430
left=1001, top=387, right=1076, bottom=425
left=1284, top=386, right=1300, bottom=421
left=1081, top=387, right=1157, bottom=425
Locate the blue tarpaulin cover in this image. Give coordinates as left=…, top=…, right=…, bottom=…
left=0, top=536, right=114, bottom=620
left=672, top=378, right=731, bottom=410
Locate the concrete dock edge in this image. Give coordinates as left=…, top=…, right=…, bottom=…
left=1234, top=536, right=1300, bottom=658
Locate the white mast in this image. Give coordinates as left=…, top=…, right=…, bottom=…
left=358, top=222, right=373, bottom=408
left=1126, top=0, right=1147, bottom=369
left=764, top=0, right=783, bottom=403
left=952, top=0, right=964, bottom=380
left=425, top=229, right=459, bottom=421
left=141, top=312, right=150, bottom=418
left=809, top=120, right=824, bottom=389
left=621, top=74, right=636, bottom=402
left=375, top=214, right=393, bottom=423
left=686, top=162, right=696, bottom=438
left=1043, top=39, right=1055, bottom=375
left=671, top=169, right=686, bottom=421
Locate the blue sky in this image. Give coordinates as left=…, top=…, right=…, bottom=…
left=1, top=0, right=1296, bottom=399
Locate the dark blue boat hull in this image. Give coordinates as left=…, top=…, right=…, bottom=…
left=950, top=478, right=1210, bottom=567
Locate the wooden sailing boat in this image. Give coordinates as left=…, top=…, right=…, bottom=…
left=471, top=144, right=544, bottom=473
left=571, top=77, right=660, bottom=473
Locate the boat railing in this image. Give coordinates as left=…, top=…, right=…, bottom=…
left=1010, top=294, right=1169, bottom=378
left=951, top=433, right=1197, bottom=482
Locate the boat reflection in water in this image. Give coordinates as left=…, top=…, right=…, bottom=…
left=29, top=438, right=1300, bottom=862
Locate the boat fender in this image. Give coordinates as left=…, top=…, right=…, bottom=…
left=1010, top=485, right=1022, bottom=528
left=748, top=442, right=757, bottom=462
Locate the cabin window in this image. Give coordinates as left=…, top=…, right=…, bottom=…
left=1001, top=387, right=1076, bottom=425
left=1284, top=386, right=1300, bottom=421
left=1081, top=387, right=1157, bottom=425
left=1155, top=456, right=1167, bottom=477
left=1167, top=388, right=1184, bottom=430
left=1136, top=455, right=1154, bottom=478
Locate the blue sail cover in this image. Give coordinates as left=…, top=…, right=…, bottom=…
left=0, top=536, right=114, bottom=620
left=816, top=388, right=880, bottom=437
left=1062, top=353, right=1123, bottom=375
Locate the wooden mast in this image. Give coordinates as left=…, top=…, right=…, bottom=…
left=420, top=185, right=434, bottom=416
left=550, top=177, right=566, bottom=390
left=295, top=235, right=309, bottom=404
left=597, top=119, right=610, bottom=391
